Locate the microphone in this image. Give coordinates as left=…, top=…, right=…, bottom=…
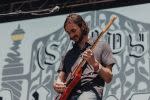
left=50, top=6, right=60, bottom=13
left=30, top=6, right=60, bottom=15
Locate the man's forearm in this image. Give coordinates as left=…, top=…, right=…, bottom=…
left=57, top=71, right=66, bottom=82
left=92, top=61, right=113, bottom=83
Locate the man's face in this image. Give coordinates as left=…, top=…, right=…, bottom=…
left=65, top=22, right=82, bottom=42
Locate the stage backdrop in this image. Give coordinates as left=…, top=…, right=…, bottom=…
left=0, top=3, right=150, bottom=100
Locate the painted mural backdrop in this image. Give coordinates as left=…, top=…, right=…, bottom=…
left=0, top=4, right=150, bottom=100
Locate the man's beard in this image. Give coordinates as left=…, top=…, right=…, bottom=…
left=76, top=32, right=85, bottom=44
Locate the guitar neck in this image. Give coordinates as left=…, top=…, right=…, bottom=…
left=90, top=16, right=117, bottom=51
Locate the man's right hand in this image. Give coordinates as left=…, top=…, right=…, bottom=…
left=53, top=81, right=66, bottom=93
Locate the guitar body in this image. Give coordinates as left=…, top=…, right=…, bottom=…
left=61, top=75, right=81, bottom=100
left=55, top=67, right=82, bottom=100
left=56, top=74, right=81, bottom=100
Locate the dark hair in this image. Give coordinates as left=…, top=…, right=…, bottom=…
left=64, top=13, right=89, bottom=35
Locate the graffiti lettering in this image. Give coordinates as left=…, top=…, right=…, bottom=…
left=45, top=41, right=60, bottom=65
left=129, top=31, right=148, bottom=57
left=107, top=30, right=125, bottom=54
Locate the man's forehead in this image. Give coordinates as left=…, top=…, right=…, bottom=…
left=66, top=19, right=74, bottom=24
left=66, top=21, right=76, bottom=28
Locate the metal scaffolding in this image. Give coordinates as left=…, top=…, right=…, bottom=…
left=0, top=0, right=149, bottom=23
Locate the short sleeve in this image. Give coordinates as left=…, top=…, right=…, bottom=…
left=101, top=42, right=116, bottom=67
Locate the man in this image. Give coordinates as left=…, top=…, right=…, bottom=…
left=53, top=13, right=116, bottom=100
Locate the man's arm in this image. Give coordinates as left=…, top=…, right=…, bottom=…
left=95, top=63, right=113, bottom=83
left=57, top=71, right=66, bottom=82
left=82, top=49, right=114, bottom=83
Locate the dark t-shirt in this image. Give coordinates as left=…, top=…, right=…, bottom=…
left=58, top=40, right=116, bottom=98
